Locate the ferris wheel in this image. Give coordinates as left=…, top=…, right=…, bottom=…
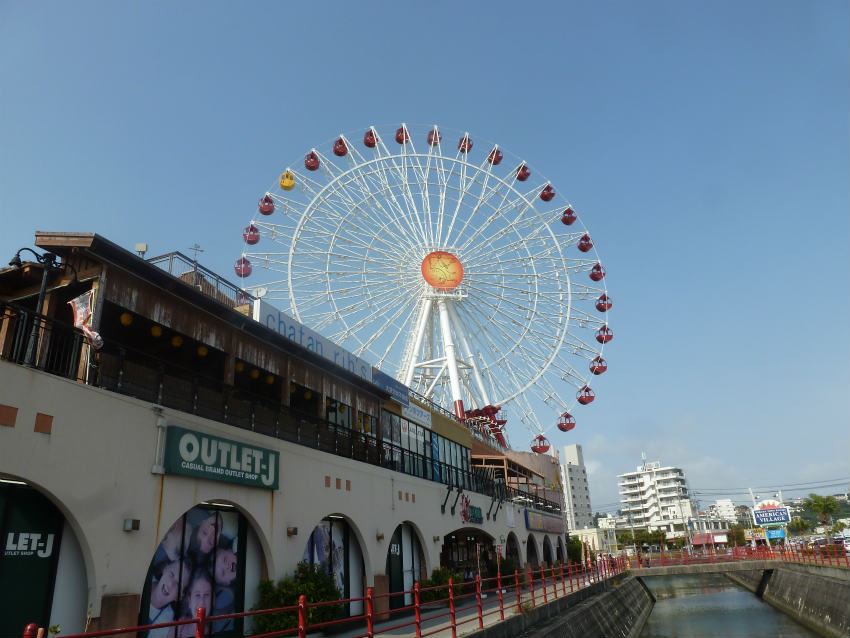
left=234, top=124, right=613, bottom=451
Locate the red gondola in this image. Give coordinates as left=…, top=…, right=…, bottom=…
left=363, top=129, right=377, bottom=148
left=242, top=224, right=260, bottom=245
left=487, top=147, right=503, bottom=165
left=557, top=412, right=576, bottom=432
left=577, top=385, right=595, bottom=405
left=258, top=194, right=275, bottom=216
left=304, top=151, right=320, bottom=171
left=234, top=256, right=252, bottom=278
left=458, top=134, right=473, bottom=153
left=531, top=434, right=551, bottom=454
left=596, top=325, right=613, bottom=344
left=577, top=234, right=593, bottom=252
left=427, top=128, right=442, bottom=146
left=596, top=294, right=612, bottom=312
left=395, top=126, right=409, bottom=144
left=333, top=138, right=348, bottom=157
left=589, top=263, right=606, bottom=281
left=590, top=356, right=607, bottom=375
left=561, top=207, right=577, bottom=225
left=516, top=164, right=531, bottom=181
left=540, top=184, right=555, bottom=202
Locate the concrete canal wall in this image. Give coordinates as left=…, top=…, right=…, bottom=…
left=466, top=575, right=654, bottom=638
left=725, top=564, right=850, bottom=638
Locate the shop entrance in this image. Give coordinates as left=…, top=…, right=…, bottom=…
left=0, top=481, right=86, bottom=637
left=440, top=529, right=496, bottom=580
left=542, top=536, right=553, bottom=566
left=304, top=515, right=365, bottom=615
left=385, top=523, right=424, bottom=610
left=505, top=532, right=521, bottom=566
left=526, top=534, right=539, bottom=568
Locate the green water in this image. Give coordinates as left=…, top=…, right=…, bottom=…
left=639, top=574, right=819, bottom=638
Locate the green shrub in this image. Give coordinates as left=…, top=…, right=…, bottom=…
left=253, top=562, right=342, bottom=634
left=419, top=567, right=462, bottom=604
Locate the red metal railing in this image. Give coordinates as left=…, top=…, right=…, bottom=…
left=644, top=542, right=849, bottom=569
left=29, top=547, right=846, bottom=638
left=21, top=559, right=630, bottom=638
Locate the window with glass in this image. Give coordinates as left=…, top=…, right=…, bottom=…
left=326, top=397, right=352, bottom=429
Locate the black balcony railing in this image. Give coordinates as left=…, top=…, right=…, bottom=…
left=0, top=303, right=562, bottom=514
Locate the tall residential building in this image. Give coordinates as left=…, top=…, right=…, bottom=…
left=710, top=498, right=738, bottom=523
left=617, top=460, right=694, bottom=536
left=560, top=444, right=594, bottom=530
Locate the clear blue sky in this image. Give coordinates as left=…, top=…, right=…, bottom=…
left=1, top=1, right=847, bottom=509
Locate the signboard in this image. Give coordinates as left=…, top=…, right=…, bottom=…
left=524, top=510, right=564, bottom=534
left=253, top=300, right=373, bottom=383
left=744, top=528, right=766, bottom=541
left=372, top=368, right=410, bottom=406
left=766, top=528, right=786, bottom=540
left=0, top=485, right=64, bottom=637
left=460, top=495, right=483, bottom=524
left=402, top=399, right=432, bottom=428
left=164, top=426, right=280, bottom=490
left=752, top=505, right=791, bottom=527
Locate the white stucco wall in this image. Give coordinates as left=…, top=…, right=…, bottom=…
left=0, top=361, right=562, bottom=619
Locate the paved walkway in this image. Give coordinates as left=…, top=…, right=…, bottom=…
left=315, top=574, right=602, bottom=638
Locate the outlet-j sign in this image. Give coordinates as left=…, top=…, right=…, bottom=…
left=164, top=426, right=280, bottom=490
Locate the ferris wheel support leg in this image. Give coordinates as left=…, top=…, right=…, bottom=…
left=403, top=298, right=433, bottom=387
left=447, top=301, right=490, bottom=408
left=437, top=299, right=465, bottom=419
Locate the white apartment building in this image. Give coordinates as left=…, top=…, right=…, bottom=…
left=617, top=460, right=695, bottom=537
left=709, top=498, right=738, bottom=523
left=560, top=444, right=594, bottom=530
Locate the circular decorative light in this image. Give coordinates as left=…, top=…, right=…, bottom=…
left=170, top=335, right=183, bottom=348
left=119, top=312, right=133, bottom=327
left=250, top=368, right=260, bottom=380
left=421, top=251, right=464, bottom=290
left=150, top=325, right=163, bottom=338
left=235, top=361, right=245, bottom=373
left=197, top=345, right=209, bottom=357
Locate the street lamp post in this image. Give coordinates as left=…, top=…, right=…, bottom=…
left=8, top=248, right=58, bottom=367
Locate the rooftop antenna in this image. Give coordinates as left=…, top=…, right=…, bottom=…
left=135, top=243, right=148, bottom=258
left=188, top=243, right=204, bottom=263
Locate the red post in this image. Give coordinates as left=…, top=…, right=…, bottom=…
left=297, top=595, right=307, bottom=638
left=448, top=577, right=457, bottom=638
left=568, top=561, right=574, bottom=592
left=475, top=575, right=484, bottom=629
left=559, top=563, right=566, bottom=596
left=194, top=606, right=207, bottom=638
left=540, top=566, right=548, bottom=604
left=365, top=586, right=375, bottom=638
left=529, top=568, right=535, bottom=607
left=497, top=568, right=505, bottom=621
left=514, top=569, right=522, bottom=612
left=22, top=624, right=38, bottom=638
left=414, top=581, right=422, bottom=638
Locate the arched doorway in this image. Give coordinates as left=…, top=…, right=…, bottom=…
left=138, top=502, right=264, bottom=636
left=542, top=536, right=553, bottom=566
left=386, top=522, right=425, bottom=610
left=505, top=532, right=522, bottom=567
left=556, top=536, right=565, bottom=564
left=303, top=514, right=366, bottom=615
left=0, top=479, right=87, bottom=637
left=440, top=528, right=496, bottom=579
left=526, top=534, right=539, bottom=568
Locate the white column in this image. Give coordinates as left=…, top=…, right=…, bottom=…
left=403, top=298, right=433, bottom=386
left=437, top=299, right=465, bottom=418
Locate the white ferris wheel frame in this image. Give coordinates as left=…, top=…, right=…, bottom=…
left=240, top=124, right=610, bottom=437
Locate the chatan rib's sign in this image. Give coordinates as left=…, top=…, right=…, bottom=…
left=164, top=426, right=280, bottom=490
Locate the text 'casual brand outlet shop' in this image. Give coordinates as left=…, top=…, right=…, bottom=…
left=0, top=232, right=567, bottom=636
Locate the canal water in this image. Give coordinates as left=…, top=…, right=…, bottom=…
left=639, top=573, right=819, bottom=637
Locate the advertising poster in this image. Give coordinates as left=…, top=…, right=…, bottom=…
left=140, top=506, right=246, bottom=638
left=303, top=521, right=346, bottom=596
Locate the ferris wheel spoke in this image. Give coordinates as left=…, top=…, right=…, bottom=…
left=443, top=155, right=502, bottom=248
left=345, top=290, right=421, bottom=359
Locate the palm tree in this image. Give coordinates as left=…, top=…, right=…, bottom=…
left=802, top=493, right=840, bottom=526
left=787, top=517, right=810, bottom=536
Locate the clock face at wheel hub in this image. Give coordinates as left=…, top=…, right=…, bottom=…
left=421, top=251, right=464, bottom=290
